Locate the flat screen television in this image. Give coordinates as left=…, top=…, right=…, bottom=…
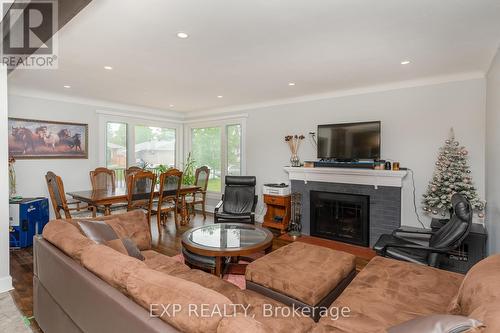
left=317, top=121, right=381, bottom=160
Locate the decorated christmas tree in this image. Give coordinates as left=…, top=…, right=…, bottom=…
left=422, top=128, right=485, bottom=218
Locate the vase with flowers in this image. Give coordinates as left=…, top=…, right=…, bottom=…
left=285, top=134, right=305, bottom=167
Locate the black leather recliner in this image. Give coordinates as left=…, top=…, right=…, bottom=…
left=214, top=176, right=258, bottom=224
left=373, top=193, right=472, bottom=267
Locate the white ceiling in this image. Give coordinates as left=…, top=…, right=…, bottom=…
left=8, top=0, right=500, bottom=113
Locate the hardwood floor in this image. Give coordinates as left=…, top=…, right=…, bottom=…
left=9, top=211, right=372, bottom=332
left=8, top=212, right=213, bottom=332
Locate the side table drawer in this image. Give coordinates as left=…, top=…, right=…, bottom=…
left=264, top=195, right=287, bottom=206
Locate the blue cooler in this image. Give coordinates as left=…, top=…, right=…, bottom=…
left=9, top=198, right=50, bottom=248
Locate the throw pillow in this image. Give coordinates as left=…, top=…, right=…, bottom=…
left=387, top=315, right=484, bottom=333
left=77, top=220, right=144, bottom=261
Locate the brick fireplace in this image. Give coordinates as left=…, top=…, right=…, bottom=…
left=284, top=167, right=407, bottom=247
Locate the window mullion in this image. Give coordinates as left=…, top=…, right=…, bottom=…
left=221, top=125, right=228, bottom=189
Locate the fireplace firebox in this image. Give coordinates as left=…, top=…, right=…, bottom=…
left=310, top=191, right=369, bottom=247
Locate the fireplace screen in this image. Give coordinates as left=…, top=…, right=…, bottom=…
left=310, top=191, right=369, bottom=247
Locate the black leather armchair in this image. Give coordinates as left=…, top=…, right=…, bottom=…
left=373, top=193, right=472, bottom=267
left=214, top=176, right=258, bottom=224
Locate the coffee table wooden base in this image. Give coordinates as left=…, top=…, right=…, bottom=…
left=181, top=223, right=274, bottom=277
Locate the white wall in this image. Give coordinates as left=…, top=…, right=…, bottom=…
left=486, top=48, right=500, bottom=254
left=8, top=94, right=100, bottom=217
left=7, top=94, right=184, bottom=219
left=0, top=64, right=13, bottom=293
left=8, top=77, right=487, bottom=230
left=234, top=79, right=485, bottom=228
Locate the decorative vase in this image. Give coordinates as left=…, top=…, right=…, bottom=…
left=290, top=153, right=301, bottom=167
left=9, top=164, right=16, bottom=198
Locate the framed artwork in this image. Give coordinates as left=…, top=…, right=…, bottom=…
left=8, top=118, right=89, bottom=159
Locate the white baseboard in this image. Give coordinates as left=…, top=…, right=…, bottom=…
left=0, top=275, right=13, bottom=293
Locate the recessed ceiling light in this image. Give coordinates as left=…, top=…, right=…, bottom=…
left=104, top=66, right=113, bottom=70
left=217, top=95, right=223, bottom=99
left=63, top=85, right=71, bottom=89
left=288, top=82, right=296, bottom=86
left=169, top=104, right=175, bottom=108
left=176, top=32, right=189, bottom=39
left=401, top=60, right=411, bottom=65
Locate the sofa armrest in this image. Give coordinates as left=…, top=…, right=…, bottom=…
left=252, top=195, right=258, bottom=213
left=385, top=242, right=453, bottom=254
left=393, top=226, right=434, bottom=235
left=214, top=197, right=224, bottom=213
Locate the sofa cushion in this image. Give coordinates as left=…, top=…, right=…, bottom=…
left=42, top=220, right=95, bottom=262
left=171, top=268, right=314, bottom=332
left=217, top=314, right=269, bottom=333
left=81, top=244, right=146, bottom=293
left=448, top=254, right=500, bottom=333
left=141, top=250, right=191, bottom=275
left=386, top=314, right=484, bottom=333
left=246, top=241, right=356, bottom=306
left=172, top=269, right=247, bottom=305
left=241, top=289, right=316, bottom=333
left=317, top=256, right=464, bottom=333
left=91, top=210, right=152, bottom=250
left=127, top=268, right=234, bottom=333
left=77, top=220, right=145, bottom=260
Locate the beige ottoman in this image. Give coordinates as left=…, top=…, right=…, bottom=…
left=245, top=241, right=356, bottom=321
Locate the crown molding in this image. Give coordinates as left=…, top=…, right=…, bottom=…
left=486, top=45, right=500, bottom=75
left=183, top=113, right=248, bottom=124
left=95, top=109, right=184, bottom=124
left=8, top=71, right=485, bottom=123
left=7, top=86, right=185, bottom=120
left=185, top=71, right=485, bottom=119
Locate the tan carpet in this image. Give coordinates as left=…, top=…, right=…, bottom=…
left=0, top=292, right=32, bottom=333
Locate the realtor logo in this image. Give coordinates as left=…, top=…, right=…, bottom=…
left=1, top=0, right=58, bottom=69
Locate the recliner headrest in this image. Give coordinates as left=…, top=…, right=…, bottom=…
left=225, top=176, right=256, bottom=186
left=451, top=193, right=472, bottom=221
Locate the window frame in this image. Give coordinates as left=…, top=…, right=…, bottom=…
left=98, top=112, right=183, bottom=170
left=105, top=121, right=128, bottom=170
left=184, top=117, right=247, bottom=196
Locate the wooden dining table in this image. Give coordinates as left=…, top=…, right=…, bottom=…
left=67, top=185, right=200, bottom=225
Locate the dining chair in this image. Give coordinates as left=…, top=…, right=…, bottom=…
left=125, top=166, right=143, bottom=187
left=45, top=171, right=97, bottom=219
left=186, top=166, right=210, bottom=219
left=90, top=167, right=128, bottom=214
left=151, top=169, right=183, bottom=234
left=90, top=167, right=116, bottom=191
left=126, top=170, right=156, bottom=225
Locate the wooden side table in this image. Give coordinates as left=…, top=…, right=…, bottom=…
left=263, top=194, right=291, bottom=233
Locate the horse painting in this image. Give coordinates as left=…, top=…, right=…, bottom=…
left=35, top=126, right=60, bottom=150
left=11, top=127, right=35, bottom=154
left=9, top=118, right=88, bottom=159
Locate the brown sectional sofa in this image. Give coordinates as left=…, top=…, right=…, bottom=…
left=36, top=211, right=500, bottom=333
left=36, top=211, right=315, bottom=333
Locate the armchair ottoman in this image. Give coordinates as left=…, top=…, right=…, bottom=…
left=245, top=242, right=356, bottom=322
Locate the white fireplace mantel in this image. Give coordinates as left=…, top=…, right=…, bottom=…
left=284, top=167, right=407, bottom=188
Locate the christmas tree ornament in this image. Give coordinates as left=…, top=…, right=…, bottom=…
left=422, top=128, right=485, bottom=217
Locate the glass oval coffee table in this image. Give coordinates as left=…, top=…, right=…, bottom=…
left=181, top=223, right=274, bottom=276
